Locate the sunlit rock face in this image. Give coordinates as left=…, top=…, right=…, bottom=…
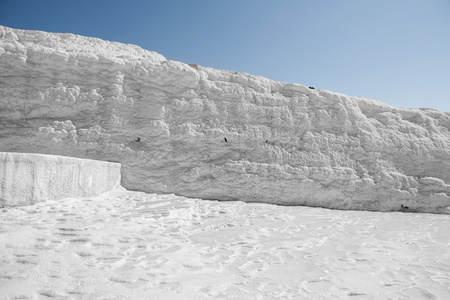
left=0, top=152, right=121, bottom=207
left=1, top=25, right=450, bottom=213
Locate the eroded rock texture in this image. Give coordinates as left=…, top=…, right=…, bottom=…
left=1, top=26, right=450, bottom=212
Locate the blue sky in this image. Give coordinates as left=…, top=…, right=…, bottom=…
left=1, top=0, right=449, bottom=111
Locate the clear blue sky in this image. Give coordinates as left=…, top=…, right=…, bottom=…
left=1, top=0, right=449, bottom=111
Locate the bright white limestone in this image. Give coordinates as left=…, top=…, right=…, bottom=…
left=1, top=25, right=450, bottom=213
left=0, top=152, right=121, bottom=207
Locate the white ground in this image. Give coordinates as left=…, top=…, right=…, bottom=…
left=1, top=190, right=449, bottom=299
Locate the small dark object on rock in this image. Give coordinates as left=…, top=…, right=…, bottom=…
left=401, top=204, right=409, bottom=210
left=309, top=86, right=315, bottom=89
left=136, top=137, right=141, bottom=142
left=224, top=138, right=228, bottom=142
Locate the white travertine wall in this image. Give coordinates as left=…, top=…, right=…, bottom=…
left=1, top=26, right=450, bottom=213
left=0, top=152, right=121, bottom=207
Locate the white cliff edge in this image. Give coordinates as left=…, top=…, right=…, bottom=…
left=1, top=26, right=450, bottom=213
left=0, top=152, right=121, bottom=207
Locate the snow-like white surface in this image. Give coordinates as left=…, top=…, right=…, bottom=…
left=1, top=25, right=450, bottom=212
left=0, top=190, right=449, bottom=299
left=0, top=152, right=121, bottom=207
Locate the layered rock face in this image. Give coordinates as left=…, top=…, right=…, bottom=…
left=1, top=25, right=450, bottom=212
left=0, top=152, right=121, bottom=206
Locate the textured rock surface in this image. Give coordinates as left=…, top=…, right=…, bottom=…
left=1, top=25, right=450, bottom=212
left=0, top=152, right=121, bottom=206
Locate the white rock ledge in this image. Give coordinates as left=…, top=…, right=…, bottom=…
left=0, top=152, right=121, bottom=207
left=1, top=26, right=450, bottom=213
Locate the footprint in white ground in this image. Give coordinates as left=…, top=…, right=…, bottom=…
left=237, top=258, right=270, bottom=277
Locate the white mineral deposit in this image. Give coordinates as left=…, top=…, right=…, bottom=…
left=1, top=190, right=450, bottom=299
left=1, top=26, right=450, bottom=299
left=2, top=26, right=450, bottom=213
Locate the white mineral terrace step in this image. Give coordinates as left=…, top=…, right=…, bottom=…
left=0, top=152, right=121, bottom=207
